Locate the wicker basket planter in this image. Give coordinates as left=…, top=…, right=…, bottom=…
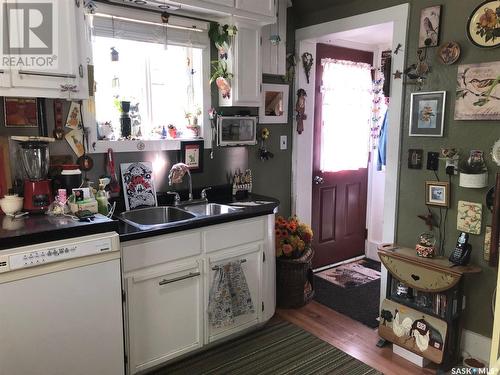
left=276, top=247, right=315, bottom=309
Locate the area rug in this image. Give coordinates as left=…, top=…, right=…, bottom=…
left=313, top=258, right=381, bottom=329
left=153, top=320, right=381, bottom=375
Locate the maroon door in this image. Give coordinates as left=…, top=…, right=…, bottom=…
left=311, top=44, right=373, bottom=269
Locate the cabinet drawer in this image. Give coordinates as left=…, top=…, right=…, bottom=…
left=204, top=218, right=264, bottom=253
left=380, top=253, right=460, bottom=292
left=122, top=231, right=202, bottom=272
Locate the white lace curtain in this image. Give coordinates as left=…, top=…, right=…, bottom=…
left=320, top=59, right=373, bottom=172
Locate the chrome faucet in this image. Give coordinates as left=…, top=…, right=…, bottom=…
left=168, top=163, right=193, bottom=202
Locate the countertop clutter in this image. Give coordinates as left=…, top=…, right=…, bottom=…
left=0, top=194, right=279, bottom=250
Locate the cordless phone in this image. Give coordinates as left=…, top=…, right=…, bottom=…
left=449, top=232, right=472, bottom=266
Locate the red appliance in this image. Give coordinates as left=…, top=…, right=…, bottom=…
left=14, top=138, right=54, bottom=213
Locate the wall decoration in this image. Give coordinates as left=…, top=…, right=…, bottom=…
left=295, top=88, right=307, bottom=134
left=4, top=98, right=38, bottom=128
left=425, top=181, right=450, bottom=207
left=120, top=162, right=157, bottom=211
left=65, top=101, right=82, bottom=130
left=404, top=48, right=431, bottom=88
left=455, top=61, right=500, bottom=120
left=457, top=201, right=483, bottom=235
left=408, top=149, right=424, bottom=169
left=259, top=84, right=289, bottom=124
left=418, top=5, right=441, bottom=47
left=483, top=225, right=500, bottom=262
left=491, top=138, right=500, bottom=166
left=441, top=147, right=460, bottom=174
left=466, top=0, right=500, bottom=49
left=180, top=140, right=204, bottom=173
left=409, top=91, right=446, bottom=137
left=437, top=41, right=461, bottom=65
left=301, top=52, right=313, bottom=84
left=64, top=128, right=85, bottom=157
left=258, top=128, right=274, bottom=161
left=284, top=53, right=297, bottom=83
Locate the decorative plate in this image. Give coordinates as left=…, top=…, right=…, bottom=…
left=492, top=138, right=500, bottom=166
left=437, top=41, right=461, bottom=65
left=466, top=0, right=500, bottom=48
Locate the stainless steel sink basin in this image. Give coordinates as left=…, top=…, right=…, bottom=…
left=119, top=206, right=196, bottom=229
left=181, top=203, right=241, bottom=216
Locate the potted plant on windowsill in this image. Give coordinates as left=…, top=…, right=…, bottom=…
left=210, top=60, right=233, bottom=99
left=275, top=216, right=315, bottom=308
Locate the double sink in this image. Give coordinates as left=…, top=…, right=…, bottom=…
left=119, top=203, right=242, bottom=230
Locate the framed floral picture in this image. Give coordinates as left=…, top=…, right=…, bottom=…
left=466, top=0, right=500, bottom=49
left=455, top=61, right=500, bottom=120
left=425, top=181, right=450, bottom=207
left=180, top=140, right=204, bottom=173
left=457, top=200, right=483, bottom=235
left=409, top=91, right=446, bottom=137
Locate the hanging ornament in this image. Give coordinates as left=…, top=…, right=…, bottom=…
left=301, top=52, right=313, bottom=84
left=269, top=35, right=281, bottom=45
left=161, top=10, right=169, bottom=50
left=110, top=47, right=119, bottom=62
left=295, top=89, right=307, bottom=134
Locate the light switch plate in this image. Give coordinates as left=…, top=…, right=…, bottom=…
left=280, top=135, right=287, bottom=150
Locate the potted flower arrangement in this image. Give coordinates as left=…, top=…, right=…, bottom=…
left=275, top=216, right=315, bottom=308
left=185, top=106, right=202, bottom=138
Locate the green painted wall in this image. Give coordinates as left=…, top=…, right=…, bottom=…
left=292, top=0, right=500, bottom=337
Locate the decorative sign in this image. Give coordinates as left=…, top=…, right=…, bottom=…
left=457, top=201, right=483, bottom=235
left=120, top=162, right=158, bottom=210
left=455, top=61, right=500, bottom=120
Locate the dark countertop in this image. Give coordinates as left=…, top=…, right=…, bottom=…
left=0, top=194, right=279, bottom=250
left=118, top=194, right=279, bottom=243
left=0, top=213, right=118, bottom=250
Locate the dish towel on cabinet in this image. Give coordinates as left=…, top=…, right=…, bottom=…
left=208, top=261, right=255, bottom=328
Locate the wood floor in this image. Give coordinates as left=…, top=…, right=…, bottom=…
left=277, top=301, right=438, bottom=375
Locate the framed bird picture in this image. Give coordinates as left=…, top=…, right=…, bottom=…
left=418, top=5, right=441, bottom=48
left=455, top=61, right=500, bottom=120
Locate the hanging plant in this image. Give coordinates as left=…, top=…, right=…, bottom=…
left=210, top=60, right=233, bottom=99
left=208, top=23, right=237, bottom=59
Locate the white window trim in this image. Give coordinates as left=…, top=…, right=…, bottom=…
left=84, top=3, right=212, bottom=154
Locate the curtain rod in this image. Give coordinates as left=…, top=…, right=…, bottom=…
left=94, top=12, right=204, bottom=32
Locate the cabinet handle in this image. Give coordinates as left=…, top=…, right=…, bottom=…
left=19, top=70, right=77, bottom=79
left=158, top=272, right=200, bottom=286
left=212, top=258, right=247, bottom=270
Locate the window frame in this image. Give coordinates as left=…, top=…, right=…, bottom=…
left=84, top=3, right=212, bottom=154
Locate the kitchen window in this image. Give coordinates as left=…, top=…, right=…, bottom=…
left=89, top=6, right=210, bottom=151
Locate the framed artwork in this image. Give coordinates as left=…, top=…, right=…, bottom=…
left=409, top=91, right=446, bottom=137
left=419, top=5, right=441, bottom=48
left=180, top=140, right=204, bottom=173
left=4, top=98, right=38, bottom=128
left=120, top=161, right=158, bottom=211
left=259, top=84, right=289, bottom=124
left=425, top=181, right=450, bottom=207
left=466, top=0, right=500, bottom=49
left=457, top=201, right=483, bottom=235
left=408, top=149, right=423, bottom=169
left=455, top=61, right=500, bottom=120
left=65, top=128, right=85, bottom=157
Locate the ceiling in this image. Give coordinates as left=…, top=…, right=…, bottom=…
left=317, top=22, right=394, bottom=49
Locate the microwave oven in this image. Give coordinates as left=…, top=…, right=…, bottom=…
left=217, top=116, right=257, bottom=146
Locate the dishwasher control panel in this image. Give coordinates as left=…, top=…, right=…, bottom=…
left=0, top=237, right=115, bottom=273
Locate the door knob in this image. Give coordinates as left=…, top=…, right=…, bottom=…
left=313, top=176, right=324, bottom=185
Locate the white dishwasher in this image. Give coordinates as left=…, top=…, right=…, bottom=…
left=0, top=232, right=125, bottom=375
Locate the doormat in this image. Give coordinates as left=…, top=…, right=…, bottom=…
left=313, top=258, right=381, bottom=328
left=152, top=320, right=382, bottom=375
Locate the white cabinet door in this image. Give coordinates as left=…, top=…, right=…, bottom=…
left=126, top=260, right=203, bottom=374
left=236, top=0, right=274, bottom=17
left=219, top=23, right=261, bottom=107
left=261, top=0, right=286, bottom=75
left=206, top=244, right=262, bottom=343
left=8, top=1, right=86, bottom=97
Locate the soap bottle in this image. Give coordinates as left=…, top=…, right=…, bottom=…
left=96, top=180, right=109, bottom=215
